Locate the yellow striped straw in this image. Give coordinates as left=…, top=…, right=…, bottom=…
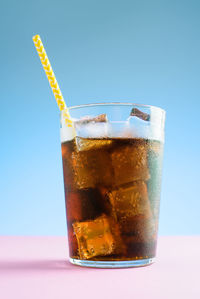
left=32, top=35, right=74, bottom=128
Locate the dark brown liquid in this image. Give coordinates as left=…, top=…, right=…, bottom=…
left=61, top=137, right=163, bottom=261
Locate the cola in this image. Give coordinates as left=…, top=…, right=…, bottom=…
left=61, top=136, right=163, bottom=262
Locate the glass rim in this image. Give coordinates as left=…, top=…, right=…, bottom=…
left=65, top=102, right=165, bottom=114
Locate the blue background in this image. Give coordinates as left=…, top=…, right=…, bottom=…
left=1, top=0, right=200, bottom=235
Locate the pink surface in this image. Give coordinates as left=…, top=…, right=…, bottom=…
left=0, top=236, right=200, bottom=299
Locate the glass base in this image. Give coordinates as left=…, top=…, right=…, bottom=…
left=69, top=257, right=155, bottom=268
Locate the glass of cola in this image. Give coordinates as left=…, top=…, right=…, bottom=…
left=60, top=103, right=165, bottom=268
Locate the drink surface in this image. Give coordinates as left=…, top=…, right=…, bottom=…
left=61, top=136, right=163, bottom=261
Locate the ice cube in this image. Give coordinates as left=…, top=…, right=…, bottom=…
left=130, top=108, right=150, bottom=121
left=107, top=181, right=152, bottom=221
left=126, top=107, right=152, bottom=139
left=111, top=142, right=150, bottom=185
left=75, top=114, right=109, bottom=138
left=106, top=181, right=156, bottom=243
left=75, top=114, right=108, bottom=125
left=72, top=150, right=97, bottom=189
left=72, top=148, right=113, bottom=189
left=73, top=214, right=124, bottom=259
left=76, top=137, right=113, bottom=152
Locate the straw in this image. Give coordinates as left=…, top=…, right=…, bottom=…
left=32, top=35, right=74, bottom=129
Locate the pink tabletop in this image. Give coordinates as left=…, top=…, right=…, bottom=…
left=0, top=236, right=199, bottom=299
